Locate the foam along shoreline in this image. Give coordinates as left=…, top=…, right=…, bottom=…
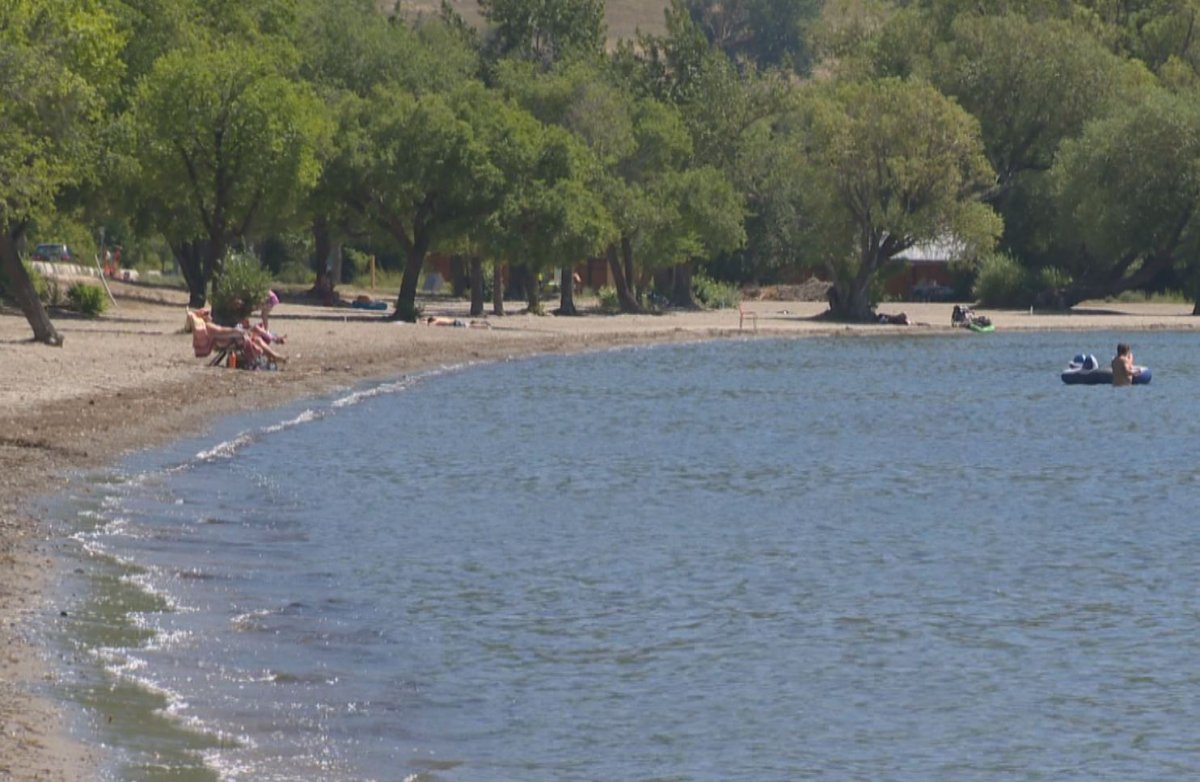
left=2, top=287, right=1198, bottom=780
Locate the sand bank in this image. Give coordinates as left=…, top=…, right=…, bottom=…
left=1, top=284, right=1195, bottom=779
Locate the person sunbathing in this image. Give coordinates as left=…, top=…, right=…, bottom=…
left=240, top=318, right=287, bottom=345
left=236, top=320, right=287, bottom=366
left=190, top=309, right=286, bottom=367
left=424, top=316, right=490, bottom=328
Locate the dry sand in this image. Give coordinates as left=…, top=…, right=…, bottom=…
left=1, top=282, right=1196, bottom=780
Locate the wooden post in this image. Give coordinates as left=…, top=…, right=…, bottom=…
left=370, top=255, right=376, bottom=291
left=92, top=252, right=117, bottom=306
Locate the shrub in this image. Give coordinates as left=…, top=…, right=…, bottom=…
left=973, top=253, right=1029, bottom=306
left=276, top=259, right=314, bottom=285
left=1, top=261, right=50, bottom=302
left=692, top=274, right=740, bottom=309
left=40, top=270, right=66, bottom=307
left=67, top=283, right=108, bottom=316
left=597, top=285, right=620, bottom=313
left=211, top=253, right=272, bottom=325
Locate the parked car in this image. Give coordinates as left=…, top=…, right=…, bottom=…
left=31, top=243, right=72, bottom=262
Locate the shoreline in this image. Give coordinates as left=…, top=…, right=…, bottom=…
left=2, top=286, right=1196, bottom=780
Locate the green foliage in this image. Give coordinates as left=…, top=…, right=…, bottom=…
left=480, top=0, right=606, bottom=67
left=0, top=0, right=125, bottom=239
left=339, top=248, right=371, bottom=283
left=597, top=285, right=620, bottom=313
left=211, top=254, right=273, bottom=324
left=972, top=252, right=1066, bottom=307
left=276, top=260, right=315, bottom=285
left=779, top=77, right=1000, bottom=318
left=1053, top=89, right=1200, bottom=277
left=1111, top=288, right=1189, bottom=304
left=691, top=274, right=740, bottom=309
left=67, top=283, right=108, bottom=316
left=126, top=38, right=332, bottom=302
left=0, top=261, right=49, bottom=302
left=684, top=0, right=822, bottom=75
left=926, top=14, right=1133, bottom=198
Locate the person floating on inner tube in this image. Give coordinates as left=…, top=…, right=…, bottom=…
left=1111, top=342, right=1140, bottom=386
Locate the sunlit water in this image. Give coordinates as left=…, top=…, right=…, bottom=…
left=37, top=331, right=1200, bottom=781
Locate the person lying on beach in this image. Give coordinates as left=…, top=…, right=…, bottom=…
left=424, top=316, right=490, bottom=328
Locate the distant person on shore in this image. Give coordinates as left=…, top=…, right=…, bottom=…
left=1111, top=342, right=1138, bottom=386
left=424, top=316, right=490, bottom=328
left=261, top=289, right=279, bottom=331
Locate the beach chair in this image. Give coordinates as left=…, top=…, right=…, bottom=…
left=738, top=302, right=758, bottom=332
left=187, top=310, right=245, bottom=368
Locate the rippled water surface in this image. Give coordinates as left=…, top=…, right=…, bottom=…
left=45, top=331, right=1200, bottom=781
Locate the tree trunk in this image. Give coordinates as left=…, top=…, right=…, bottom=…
left=825, top=278, right=876, bottom=321
left=825, top=240, right=884, bottom=321
left=330, top=242, right=344, bottom=285
left=507, top=264, right=530, bottom=302
left=393, top=243, right=427, bottom=321
left=450, top=255, right=469, bottom=297
left=311, top=215, right=334, bottom=300
left=173, top=239, right=209, bottom=309
left=671, top=261, right=700, bottom=309
left=0, top=231, right=63, bottom=346
left=605, top=243, right=642, bottom=313
left=526, top=268, right=543, bottom=315
left=470, top=256, right=484, bottom=317
left=622, top=236, right=636, bottom=299
left=1051, top=254, right=1175, bottom=310
left=556, top=265, right=578, bottom=316
left=205, top=228, right=227, bottom=294
left=492, top=262, right=505, bottom=316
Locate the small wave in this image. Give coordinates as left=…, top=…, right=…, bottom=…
left=261, top=408, right=321, bottom=434
left=231, top=608, right=275, bottom=631
left=193, top=408, right=320, bottom=461
left=331, top=378, right=415, bottom=408
left=195, top=432, right=255, bottom=461
left=330, top=364, right=468, bottom=409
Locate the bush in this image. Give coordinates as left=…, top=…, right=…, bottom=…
left=597, top=286, right=620, bottom=313
left=211, top=253, right=273, bottom=325
left=2, top=261, right=48, bottom=302
left=972, top=252, right=1070, bottom=307
left=692, top=274, right=740, bottom=309
left=67, top=283, right=108, bottom=316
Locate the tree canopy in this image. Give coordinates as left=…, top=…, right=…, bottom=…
left=7, top=0, right=1200, bottom=341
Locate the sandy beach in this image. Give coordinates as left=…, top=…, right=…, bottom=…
left=2, top=281, right=1196, bottom=780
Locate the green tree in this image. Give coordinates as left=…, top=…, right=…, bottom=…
left=926, top=14, right=1137, bottom=208
left=335, top=82, right=511, bottom=320
left=642, top=166, right=746, bottom=307
left=791, top=78, right=1001, bottom=320
left=295, top=1, right=479, bottom=302
left=0, top=0, right=124, bottom=344
left=1047, top=88, right=1200, bottom=309
left=479, top=0, right=605, bottom=68
left=482, top=122, right=616, bottom=314
left=126, top=40, right=330, bottom=308
left=684, top=0, right=823, bottom=74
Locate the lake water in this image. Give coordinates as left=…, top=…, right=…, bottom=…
left=38, top=331, right=1200, bottom=781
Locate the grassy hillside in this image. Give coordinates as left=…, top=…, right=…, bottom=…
left=391, top=0, right=669, bottom=42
